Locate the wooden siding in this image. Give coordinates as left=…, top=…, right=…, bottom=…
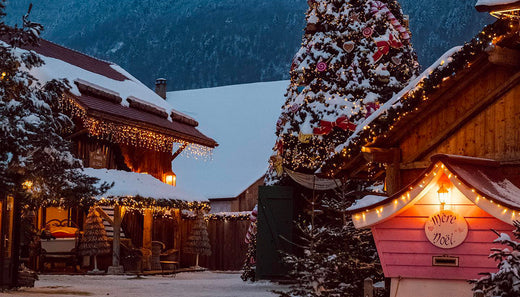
left=374, top=187, right=513, bottom=280
left=119, top=144, right=172, bottom=181
left=399, top=66, right=520, bottom=166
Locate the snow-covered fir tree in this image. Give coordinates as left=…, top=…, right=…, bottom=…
left=471, top=221, right=520, bottom=297
left=267, top=0, right=419, bottom=184
left=277, top=186, right=384, bottom=297
left=0, top=2, right=107, bottom=208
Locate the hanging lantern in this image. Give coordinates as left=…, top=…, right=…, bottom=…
left=437, top=184, right=450, bottom=209
left=164, top=171, right=176, bottom=187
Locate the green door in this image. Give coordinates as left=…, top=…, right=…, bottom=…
left=256, top=186, right=293, bottom=280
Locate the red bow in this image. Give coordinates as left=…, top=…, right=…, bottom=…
left=372, top=34, right=403, bottom=62
left=313, top=116, right=357, bottom=135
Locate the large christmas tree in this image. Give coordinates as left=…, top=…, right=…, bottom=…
left=0, top=2, right=107, bottom=208
left=267, top=0, right=419, bottom=184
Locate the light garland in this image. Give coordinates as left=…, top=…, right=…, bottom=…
left=205, top=212, right=251, bottom=222
left=60, top=94, right=213, bottom=159
left=352, top=161, right=520, bottom=228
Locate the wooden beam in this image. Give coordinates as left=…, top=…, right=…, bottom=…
left=171, top=143, right=188, bottom=161
left=65, top=128, right=88, bottom=140
left=362, top=147, right=400, bottom=164
left=400, top=161, right=431, bottom=170
left=488, top=46, right=520, bottom=68
left=95, top=206, right=114, bottom=226
left=143, top=209, right=153, bottom=250
left=404, top=70, right=520, bottom=164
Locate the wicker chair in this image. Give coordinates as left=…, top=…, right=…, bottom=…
left=140, top=248, right=152, bottom=271
left=151, top=241, right=165, bottom=270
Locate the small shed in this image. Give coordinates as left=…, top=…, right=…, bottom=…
left=349, top=154, right=520, bottom=297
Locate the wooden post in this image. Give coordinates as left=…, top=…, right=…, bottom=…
left=173, top=209, right=181, bottom=251
left=143, top=209, right=153, bottom=250
left=364, top=278, right=373, bottom=297
left=385, top=148, right=401, bottom=196
left=107, top=204, right=124, bottom=274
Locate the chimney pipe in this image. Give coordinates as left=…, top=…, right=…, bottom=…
left=155, top=78, right=167, bottom=99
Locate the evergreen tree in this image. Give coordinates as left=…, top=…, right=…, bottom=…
left=277, top=186, right=384, bottom=297
left=471, top=221, right=520, bottom=297
left=267, top=0, right=419, bottom=184
left=184, top=209, right=211, bottom=267
left=79, top=208, right=111, bottom=272
left=0, top=1, right=107, bottom=208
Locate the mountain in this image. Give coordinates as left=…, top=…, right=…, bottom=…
left=5, top=0, right=493, bottom=91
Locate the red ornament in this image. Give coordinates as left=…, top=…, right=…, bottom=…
left=313, top=116, right=357, bottom=135
left=316, top=61, right=327, bottom=72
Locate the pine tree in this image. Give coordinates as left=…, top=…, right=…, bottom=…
left=277, top=186, right=384, bottom=297
left=79, top=208, right=111, bottom=272
left=184, top=209, right=211, bottom=267
left=267, top=0, right=419, bottom=184
left=0, top=2, right=107, bottom=208
left=471, top=221, right=520, bottom=297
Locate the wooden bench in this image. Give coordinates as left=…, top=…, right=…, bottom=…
left=159, top=260, right=179, bottom=271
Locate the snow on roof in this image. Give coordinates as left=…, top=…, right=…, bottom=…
left=14, top=40, right=191, bottom=123
left=83, top=168, right=205, bottom=202
left=333, top=46, right=463, bottom=155
left=476, top=0, right=520, bottom=7
left=346, top=194, right=388, bottom=212
left=166, top=81, right=287, bottom=199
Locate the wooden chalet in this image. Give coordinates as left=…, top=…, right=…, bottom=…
left=320, top=9, right=520, bottom=297
left=10, top=39, right=218, bottom=276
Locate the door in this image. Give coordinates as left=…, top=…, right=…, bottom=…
left=0, top=195, right=15, bottom=287
left=256, top=186, right=293, bottom=280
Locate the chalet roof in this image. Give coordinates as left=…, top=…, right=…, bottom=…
left=17, top=38, right=217, bottom=151
left=348, top=154, right=520, bottom=228
left=476, top=0, right=520, bottom=12
left=84, top=167, right=206, bottom=203
left=320, top=19, right=517, bottom=177
left=166, top=81, right=286, bottom=198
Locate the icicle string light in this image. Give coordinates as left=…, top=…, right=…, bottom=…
left=60, top=94, right=213, bottom=159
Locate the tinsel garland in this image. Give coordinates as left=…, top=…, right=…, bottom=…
left=322, top=19, right=512, bottom=176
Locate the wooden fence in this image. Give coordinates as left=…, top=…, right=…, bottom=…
left=180, top=219, right=250, bottom=270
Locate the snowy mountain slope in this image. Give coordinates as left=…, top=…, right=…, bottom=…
left=5, top=0, right=492, bottom=91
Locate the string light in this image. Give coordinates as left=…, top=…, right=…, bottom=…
left=60, top=94, right=213, bottom=159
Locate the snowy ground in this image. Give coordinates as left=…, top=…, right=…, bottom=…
left=0, top=272, right=287, bottom=297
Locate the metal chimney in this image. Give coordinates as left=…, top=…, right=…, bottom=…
left=155, top=78, right=167, bottom=99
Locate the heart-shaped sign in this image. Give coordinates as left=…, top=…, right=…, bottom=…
left=343, top=42, right=355, bottom=53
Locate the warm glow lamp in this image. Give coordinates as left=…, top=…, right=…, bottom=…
left=437, top=184, right=450, bottom=209
left=164, top=171, right=176, bottom=187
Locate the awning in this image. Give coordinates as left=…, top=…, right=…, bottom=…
left=349, top=154, right=520, bottom=228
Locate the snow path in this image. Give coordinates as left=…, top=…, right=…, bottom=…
left=1, top=272, right=286, bottom=297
